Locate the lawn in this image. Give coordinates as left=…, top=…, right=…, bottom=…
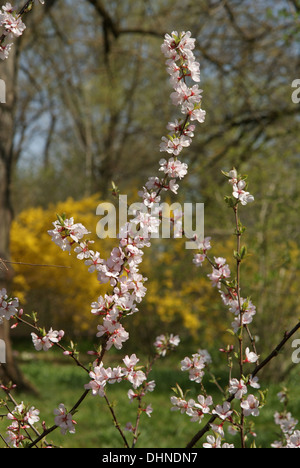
left=1, top=345, right=300, bottom=448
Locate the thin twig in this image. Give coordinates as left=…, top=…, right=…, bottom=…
left=0, top=258, right=71, bottom=269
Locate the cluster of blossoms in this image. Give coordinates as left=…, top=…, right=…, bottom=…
left=4, top=402, right=40, bottom=448
left=84, top=354, right=151, bottom=407
left=207, top=257, right=231, bottom=289
left=0, top=2, right=24, bottom=60
left=229, top=375, right=261, bottom=418
left=171, top=350, right=212, bottom=422
left=271, top=392, right=300, bottom=448
left=0, top=1, right=44, bottom=60
left=3, top=395, right=76, bottom=446
left=0, top=288, right=19, bottom=324
left=161, top=31, right=206, bottom=123
left=228, top=296, right=257, bottom=333
left=153, top=333, right=180, bottom=357
left=226, top=169, right=254, bottom=206
left=54, top=404, right=77, bottom=436
left=143, top=31, right=206, bottom=200
left=180, top=349, right=211, bottom=384
left=172, top=352, right=262, bottom=448
left=48, top=214, right=149, bottom=354
left=31, top=328, right=65, bottom=351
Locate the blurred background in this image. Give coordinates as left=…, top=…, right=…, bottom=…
left=0, top=0, right=300, bottom=447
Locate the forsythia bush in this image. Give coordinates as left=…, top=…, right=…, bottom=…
left=10, top=195, right=114, bottom=333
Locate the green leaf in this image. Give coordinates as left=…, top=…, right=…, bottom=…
left=240, top=245, right=247, bottom=259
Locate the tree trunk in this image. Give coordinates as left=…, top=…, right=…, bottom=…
left=0, top=44, right=35, bottom=392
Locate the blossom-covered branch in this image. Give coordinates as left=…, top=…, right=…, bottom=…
left=0, top=0, right=44, bottom=59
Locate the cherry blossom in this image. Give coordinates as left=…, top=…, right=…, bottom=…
left=7, top=402, right=40, bottom=426
left=194, top=395, right=213, bottom=415
left=207, top=261, right=231, bottom=288
left=122, top=354, right=147, bottom=388
left=181, top=353, right=206, bottom=383
left=0, top=288, right=19, bottom=323
left=240, top=395, right=260, bottom=417
left=48, top=217, right=90, bottom=252
left=154, top=333, right=180, bottom=356
left=96, top=317, right=129, bottom=350
left=159, top=157, right=188, bottom=179
left=274, top=411, right=298, bottom=435
left=0, top=6, right=26, bottom=38
left=31, top=328, right=64, bottom=352
left=248, top=375, right=260, bottom=390
left=232, top=180, right=254, bottom=206
left=0, top=42, right=12, bottom=59
left=228, top=378, right=248, bottom=400
left=84, top=363, right=110, bottom=396
left=74, top=241, right=95, bottom=260
left=170, top=396, right=194, bottom=415
left=203, top=435, right=234, bottom=448
left=212, top=402, right=233, bottom=421
left=244, top=347, right=259, bottom=364
left=54, top=404, right=76, bottom=435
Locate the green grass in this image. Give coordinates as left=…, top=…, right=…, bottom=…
left=1, top=353, right=300, bottom=448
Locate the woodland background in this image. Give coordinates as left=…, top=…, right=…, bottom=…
left=0, top=0, right=300, bottom=396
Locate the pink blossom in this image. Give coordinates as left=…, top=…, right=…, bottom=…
left=248, top=375, right=260, bottom=389
left=232, top=180, right=254, bottom=206
left=244, top=347, right=259, bottom=364
left=48, top=217, right=90, bottom=252
left=212, top=402, right=233, bottom=420
left=229, top=378, right=247, bottom=400
left=84, top=363, right=110, bottom=396
left=160, top=135, right=191, bottom=156
left=96, top=319, right=129, bottom=350
left=144, top=404, right=153, bottom=417
left=154, top=334, right=180, bottom=356
left=0, top=42, right=12, bottom=60
left=287, top=430, right=300, bottom=448
left=74, top=241, right=95, bottom=260
left=84, top=251, right=103, bottom=273
left=208, top=262, right=231, bottom=288
left=0, top=11, right=26, bottom=38
left=2, top=3, right=15, bottom=13
left=0, top=288, right=19, bottom=322
left=159, top=158, right=188, bottom=179
left=195, top=395, right=213, bottom=414
left=26, top=407, right=40, bottom=425
left=181, top=353, right=206, bottom=383
left=31, top=328, right=64, bottom=352
left=122, top=353, right=139, bottom=370
left=240, top=395, right=260, bottom=417
left=203, top=435, right=234, bottom=448
left=54, top=404, right=76, bottom=435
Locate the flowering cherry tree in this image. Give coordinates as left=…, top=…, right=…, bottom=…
left=0, top=2, right=300, bottom=448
